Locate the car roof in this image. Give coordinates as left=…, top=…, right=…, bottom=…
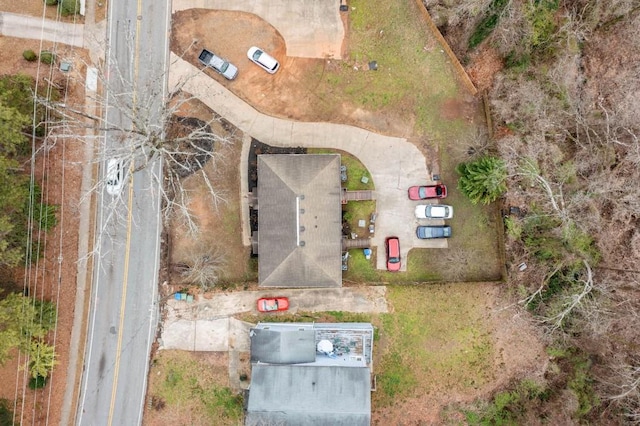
left=255, top=49, right=278, bottom=69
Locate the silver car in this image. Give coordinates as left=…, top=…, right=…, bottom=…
left=198, top=48, right=238, bottom=80
left=247, top=46, right=280, bottom=74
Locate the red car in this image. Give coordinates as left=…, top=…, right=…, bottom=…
left=385, top=237, right=401, bottom=272
left=408, top=184, right=447, bottom=200
left=257, top=297, right=290, bottom=312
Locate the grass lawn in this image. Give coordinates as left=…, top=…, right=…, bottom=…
left=316, top=0, right=463, bottom=137
left=145, top=351, right=243, bottom=425
left=374, top=284, right=496, bottom=407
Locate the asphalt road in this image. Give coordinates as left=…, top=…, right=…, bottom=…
left=76, top=0, right=170, bottom=423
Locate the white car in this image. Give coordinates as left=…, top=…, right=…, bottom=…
left=105, top=159, right=124, bottom=196
left=415, top=204, right=453, bottom=219
left=247, top=46, right=279, bottom=74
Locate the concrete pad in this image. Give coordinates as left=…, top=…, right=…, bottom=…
left=228, top=318, right=252, bottom=351
left=171, top=0, right=344, bottom=59
left=160, top=318, right=230, bottom=351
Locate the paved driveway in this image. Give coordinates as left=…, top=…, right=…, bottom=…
left=170, top=55, right=447, bottom=271
left=172, top=0, right=344, bottom=59
left=160, top=286, right=388, bottom=351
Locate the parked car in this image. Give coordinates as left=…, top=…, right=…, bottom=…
left=198, top=48, right=238, bottom=80
left=385, top=237, right=401, bottom=271
left=415, top=204, right=454, bottom=219
left=247, top=46, right=280, bottom=74
left=408, top=184, right=447, bottom=200
left=106, top=159, right=124, bottom=196
left=416, top=225, right=452, bottom=239
left=257, top=297, right=289, bottom=312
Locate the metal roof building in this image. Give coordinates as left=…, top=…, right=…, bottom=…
left=246, top=364, right=371, bottom=426
left=246, top=323, right=373, bottom=425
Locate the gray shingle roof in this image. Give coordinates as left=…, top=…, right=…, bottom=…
left=257, top=154, right=342, bottom=288
left=246, top=365, right=371, bottom=426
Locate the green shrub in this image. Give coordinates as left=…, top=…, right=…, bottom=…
left=465, top=379, right=549, bottom=424
left=468, top=0, right=510, bottom=49
left=22, top=50, right=38, bottom=62
left=58, top=0, right=80, bottom=16
left=504, top=216, right=522, bottom=239
left=44, top=0, right=58, bottom=5
left=0, top=398, right=14, bottom=425
left=29, top=375, right=47, bottom=390
left=39, top=51, right=55, bottom=65
left=504, top=51, right=530, bottom=71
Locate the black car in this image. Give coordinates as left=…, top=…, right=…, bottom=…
left=416, top=226, right=452, bottom=239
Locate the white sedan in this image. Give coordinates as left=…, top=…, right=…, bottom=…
left=415, top=204, right=454, bottom=219
left=105, top=159, right=125, bottom=196
left=247, top=46, right=280, bottom=74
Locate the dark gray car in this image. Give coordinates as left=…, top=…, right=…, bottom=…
left=416, top=225, right=452, bottom=239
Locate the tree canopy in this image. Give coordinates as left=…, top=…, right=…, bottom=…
left=456, top=156, right=507, bottom=205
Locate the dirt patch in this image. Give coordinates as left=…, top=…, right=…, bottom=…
left=465, top=45, right=504, bottom=92
left=167, top=97, right=251, bottom=286
left=170, top=9, right=416, bottom=138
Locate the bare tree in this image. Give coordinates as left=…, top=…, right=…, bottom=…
left=172, top=241, right=227, bottom=290
left=37, top=43, right=238, bottom=237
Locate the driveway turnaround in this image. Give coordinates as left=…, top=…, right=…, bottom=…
left=172, top=0, right=344, bottom=59
left=160, top=286, right=389, bottom=351
left=169, top=55, right=447, bottom=271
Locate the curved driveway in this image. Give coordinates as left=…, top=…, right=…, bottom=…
left=169, top=55, right=447, bottom=271
left=172, top=0, right=343, bottom=59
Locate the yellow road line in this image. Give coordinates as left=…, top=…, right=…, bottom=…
left=107, top=0, right=144, bottom=422
left=107, top=168, right=135, bottom=425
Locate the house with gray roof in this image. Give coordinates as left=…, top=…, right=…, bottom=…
left=253, top=154, right=343, bottom=288
left=246, top=322, right=374, bottom=425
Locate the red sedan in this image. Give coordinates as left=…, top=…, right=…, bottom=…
left=408, top=184, right=447, bottom=200
left=257, top=297, right=290, bottom=312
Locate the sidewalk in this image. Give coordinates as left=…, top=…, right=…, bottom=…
left=169, top=54, right=447, bottom=271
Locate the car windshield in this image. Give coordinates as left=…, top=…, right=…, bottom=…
left=263, top=300, right=278, bottom=311
left=252, top=50, right=262, bottom=61
left=418, top=187, right=428, bottom=198
left=389, top=257, right=400, bottom=263
left=435, top=186, right=443, bottom=195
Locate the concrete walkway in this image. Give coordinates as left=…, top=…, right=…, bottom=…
left=169, top=54, right=447, bottom=271
left=160, top=286, right=388, bottom=351
left=0, top=11, right=84, bottom=47
left=172, top=0, right=344, bottom=59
